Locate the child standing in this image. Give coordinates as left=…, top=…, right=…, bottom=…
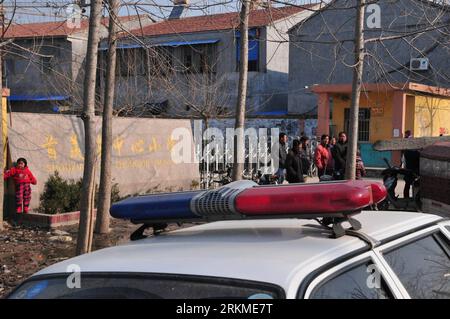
left=356, top=150, right=366, bottom=180
left=4, top=158, right=37, bottom=213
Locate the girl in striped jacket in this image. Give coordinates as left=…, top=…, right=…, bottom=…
left=4, top=158, right=37, bottom=213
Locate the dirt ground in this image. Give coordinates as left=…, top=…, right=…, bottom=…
left=0, top=218, right=186, bottom=298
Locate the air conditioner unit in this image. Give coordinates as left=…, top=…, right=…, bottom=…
left=410, top=58, right=429, bottom=71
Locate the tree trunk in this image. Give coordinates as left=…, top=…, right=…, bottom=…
left=95, top=0, right=119, bottom=234
left=76, top=0, right=103, bottom=255
left=232, top=0, right=250, bottom=181
left=0, top=3, right=5, bottom=231
left=0, top=43, right=3, bottom=231
left=345, top=0, right=366, bottom=180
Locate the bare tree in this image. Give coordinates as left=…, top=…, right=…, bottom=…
left=345, top=0, right=366, bottom=180
left=422, top=96, right=442, bottom=136
left=232, top=0, right=251, bottom=181
left=95, top=0, right=119, bottom=235
left=0, top=0, right=4, bottom=231
left=76, top=0, right=103, bottom=255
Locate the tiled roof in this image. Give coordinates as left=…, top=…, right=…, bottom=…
left=131, top=5, right=314, bottom=37
left=3, top=15, right=143, bottom=39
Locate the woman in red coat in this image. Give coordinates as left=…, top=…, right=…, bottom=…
left=4, top=158, right=37, bottom=213
left=314, top=135, right=333, bottom=177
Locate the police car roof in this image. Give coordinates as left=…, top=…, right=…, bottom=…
left=34, top=211, right=442, bottom=295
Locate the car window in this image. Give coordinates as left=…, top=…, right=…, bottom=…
left=383, top=233, right=450, bottom=299
left=8, top=274, right=283, bottom=299
left=310, top=261, right=392, bottom=299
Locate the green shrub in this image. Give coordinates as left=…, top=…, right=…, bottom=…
left=38, top=171, right=81, bottom=215
left=38, top=171, right=122, bottom=214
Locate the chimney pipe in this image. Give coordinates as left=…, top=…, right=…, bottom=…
left=169, top=0, right=189, bottom=20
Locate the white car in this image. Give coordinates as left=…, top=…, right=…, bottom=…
left=6, top=181, right=450, bottom=299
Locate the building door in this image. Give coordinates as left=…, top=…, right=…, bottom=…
left=344, top=108, right=391, bottom=167
left=344, top=108, right=370, bottom=142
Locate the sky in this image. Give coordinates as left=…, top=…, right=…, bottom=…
left=3, top=0, right=240, bottom=23
left=3, top=0, right=317, bottom=24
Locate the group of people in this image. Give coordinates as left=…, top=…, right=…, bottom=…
left=277, top=131, right=366, bottom=184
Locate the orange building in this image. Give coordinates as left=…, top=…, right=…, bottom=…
left=312, top=83, right=450, bottom=167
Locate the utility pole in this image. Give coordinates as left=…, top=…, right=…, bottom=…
left=76, top=0, right=103, bottom=255
left=232, top=0, right=251, bottom=181
left=96, top=0, right=119, bottom=234
left=345, top=0, right=366, bottom=180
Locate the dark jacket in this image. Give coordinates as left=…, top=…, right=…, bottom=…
left=279, top=142, right=288, bottom=169
left=332, top=141, right=348, bottom=171
left=285, top=150, right=304, bottom=183
left=404, top=150, right=420, bottom=174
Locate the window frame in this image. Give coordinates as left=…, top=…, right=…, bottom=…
left=41, top=55, right=54, bottom=75
left=303, top=251, right=404, bottom=299
left=235, top=28, right=260, bottom=72
left=4, top=58, right=15, bottom=75
left=181, top=44, right=217, bottom=74
left=116, top=48, right=146, bottom=77
left=147, top=46, right=174, bottom=78
left=438, top=221, right=450, bottom=239
left=7, top=272, right=286, bottom=299
left=344, top=107, right=371, bottom=142
left=373, top=225, right=450, bottom=299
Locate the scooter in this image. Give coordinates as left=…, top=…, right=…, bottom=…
left=257, top=170, right=279, bottom=185
left=378, top=158, right=421, bottom=211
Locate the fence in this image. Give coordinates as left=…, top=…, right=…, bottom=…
left=197, top=135, right=319, bottom=189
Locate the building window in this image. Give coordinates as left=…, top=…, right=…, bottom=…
left=344, top=108, right=371, bottom=142
left=182, top=44, right=217, bottom=74
left=4, top=59, right=15, bottom=75
left=116, top=48, right=145, bottom=77
left=236, top=28, right=260, bottom=72
left=41, top=56, right=54, bottom=74
left=183, top=47, right=193, bottom=72
left=147, top=47, right=173, bottom=77
left=40, top=46, right=60, bottom=75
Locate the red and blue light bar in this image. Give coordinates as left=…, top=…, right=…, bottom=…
left=110, top=180, right=387, bottom=224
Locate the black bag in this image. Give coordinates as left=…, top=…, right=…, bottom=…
left=319, top=164, right=333, bottom=182
left=333, top=169, right=345, bottom=180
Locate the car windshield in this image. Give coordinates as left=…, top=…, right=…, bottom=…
left=8, top=273, right=282, bottom=299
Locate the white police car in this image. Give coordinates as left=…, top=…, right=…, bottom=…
left=7, top=181, right=450, bottom=299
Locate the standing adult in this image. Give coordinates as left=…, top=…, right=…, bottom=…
left=328, top=136, right=336, bottom=172
left=314, top=134, right=333, bottom=178
left=403, top=149, right=420, bottom=198
left=285, top=140, right=304, bottom=183
left=329, top=136, right=337, bottom=148
left=332, top=131, right=348, bottom=180
left=401, top=130, right=413, bottom=168
left=277, top=133, right=288, bottom=184
left=299, top=136, right=312, bottom=175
